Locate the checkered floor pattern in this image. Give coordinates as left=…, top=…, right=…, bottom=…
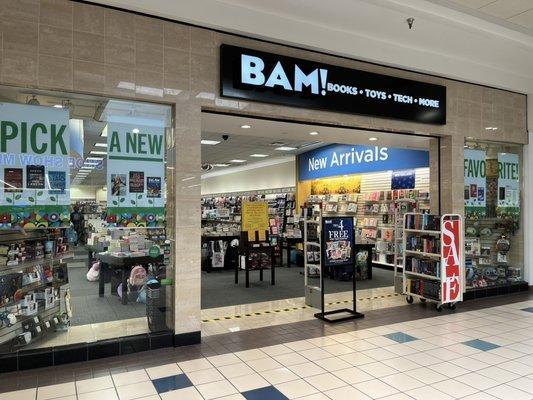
left=2, top=301, right=533, bottom=400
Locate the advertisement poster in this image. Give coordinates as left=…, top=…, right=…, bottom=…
left=391, top=169, right=415, bottom=190
left=464, top=149, right=487, bottom=217
left=241, top=201, right=269, bottom=241
left=497, top=153, right=520, bottom=217
left=106, top=120, right=166, bottom=227
left=323, top=217, right=354, bottom=267
left=310, top=175, right=361, bottom=195
left=0, top=102, right=71, bottom=229
left=442, top=216, right=462, bottom=303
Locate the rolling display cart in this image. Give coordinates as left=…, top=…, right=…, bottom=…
left=303, top=213, right=321, bottom=309
left=403, top=213, right=464, bottom=311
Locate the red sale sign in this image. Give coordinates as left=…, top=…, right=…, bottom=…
left=441, top=217, right=462, bottom=302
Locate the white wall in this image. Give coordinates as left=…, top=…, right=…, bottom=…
left=201, top=160, right=295, bottom=195
left=70, top=185, right=98, bottom=200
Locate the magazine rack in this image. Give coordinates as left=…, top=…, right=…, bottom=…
left=236, top=230, right=275, bottom=288
left=314, top=215, right=365, bottom=323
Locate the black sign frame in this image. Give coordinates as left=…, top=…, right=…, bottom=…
left=220, top=44, right=446, bottom=125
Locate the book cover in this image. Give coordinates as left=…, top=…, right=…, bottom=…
left=147, top=176, right=161, bottom=198
left=4, top=168, right=23, bottom=193
left=48, top=171, right=66, bottom=195
left=129, top=171, right=144, bottom=193
left=26, top=165, right=45, bottom=189
left=110, top=174, right=127, bottom=196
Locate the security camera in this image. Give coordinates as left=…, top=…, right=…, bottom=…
left=406, top=17, right=414, bottom=29
left=222, top=135, right=229, bottom=141
left=201, top=163, right=213, bottom=171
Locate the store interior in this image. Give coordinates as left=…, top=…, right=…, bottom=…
left=199, top=112, right=435, bottom=319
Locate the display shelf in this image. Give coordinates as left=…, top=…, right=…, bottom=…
left=404, top=229, right=441, bottom=235
left=404, top=250, right=441, bottom=259
left=404, top=271, right=440, bottom=281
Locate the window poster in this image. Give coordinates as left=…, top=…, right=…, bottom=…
left=464, top=149, right=486, bottom=217
left=322, top=217, right=354, bottom=267
left=106, top=120, right=165, bottom=227
left=391, top=169, right=415, bottom=190
left=241, top=201, right=269, bottom=241
left=0, top=103, right=71, bottom=229
left=497, top=153, right=520, bottom=217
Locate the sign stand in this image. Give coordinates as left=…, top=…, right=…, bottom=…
left=236, top=230, right=275, bottom=288
left=314, top=215, right=365, bottom=323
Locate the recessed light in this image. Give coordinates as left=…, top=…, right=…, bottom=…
left=132, top=128, right=140, bottom=134
left=201, top=140, right=221, bottom=145
left=230, top=159, right=247, bottom=163
left=90, top=150, right=107, bottom=155
left=100, top=126, right=108, bottom=137
left=369, top=137, right=378, bottom=141
left=250, top=154, right=269, bottom=158
left=484, top=127, right=498, bottom=131
left=309, top=131, right=319, bottom=136
left=53, top=104, right=62, bottom=108
left=275, top=146, right=297, bottom=151
left=240, top=124, right=251, bottom=129
left=86, top=156, right=103, bottom=161
left=94, top=143, right=107, bottom=147
left=213, top=163, right=230, bottom=167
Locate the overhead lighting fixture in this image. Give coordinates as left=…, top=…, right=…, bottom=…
left=369, top=137, right=378, bottom=141
left=26, top=95, right=40, bottom=105
left=90, top=150, right=107, bottom=155
left=100, top=125, right=108, bottom=137
left=230, top=159, right=246, bottom=163
left=213, top=163, right=230, bottom=167
left=53, top=104, right=63, bottom=108
left=250, top=154, right=269, bottom=158
left=94, top=143, right=107, bottom=147
left=201, top=140, right=221, bottom=145
left=240, top=125, right=251, bottom=129
left=309, top=131, right=319, bottom=136
left=485, top=127, right=498, bottom=131
left=132, top=128, right=140, bottom=134
left=86, top=156, right=103, bottom=161
left=275, top=146, right=297, bottom=151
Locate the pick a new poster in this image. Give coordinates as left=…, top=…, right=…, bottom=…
left=497, top=153, right=519, bottom=217
left=323, top=217, right=354, bottom=267
left=463, top=149, right=486, bottom=217
left=106, top=120, right=165, bottom=227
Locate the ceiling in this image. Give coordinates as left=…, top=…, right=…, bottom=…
left=92, top=0, right=533, bottom=99
left=201, top=112, right=431, bottom=175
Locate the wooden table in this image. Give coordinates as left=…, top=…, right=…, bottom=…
left=95, top=253, right=164, bottom=305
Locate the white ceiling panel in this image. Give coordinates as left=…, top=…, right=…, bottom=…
left=509, top=8, right=533, bottom=28
left=478, top=0, right=533, bottom=19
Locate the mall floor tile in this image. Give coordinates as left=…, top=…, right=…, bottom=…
left=463, top=339, right=501, bottom=352
left=0, top=291, right=532, bottom=400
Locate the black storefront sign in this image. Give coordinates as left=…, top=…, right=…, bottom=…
left=220, top=45, right=447, bottom=125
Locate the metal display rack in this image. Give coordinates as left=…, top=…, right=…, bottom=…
left=402, top=213, right=464, bottom=311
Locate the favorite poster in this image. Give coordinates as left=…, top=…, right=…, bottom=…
left=464, top=149, right=487, bottom=217
left=106, top=118, right=165, bottom=227
left=0, top=103, right=71, bottom=229
left=497, top=153, right=520, bottom=217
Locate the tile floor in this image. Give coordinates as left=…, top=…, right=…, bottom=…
left=1, top=293, right=532, bottom=399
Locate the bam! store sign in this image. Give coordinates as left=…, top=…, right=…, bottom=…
left=442, top=215, right=463, bottom=303
left=220, top=45, right=446, bottom=124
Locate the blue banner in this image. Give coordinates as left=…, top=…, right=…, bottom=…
left=323, top=217, right=354, bottom=267
left=298, top=144, right=429, bottom=181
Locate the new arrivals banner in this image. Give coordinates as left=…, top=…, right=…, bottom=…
left=497, top=153, right=520, bottom=217
left=464, top=149, right=486, bottom=217
left=106, top=121, right=165, bottom=227
left=0, top=102, right=71, bottom=229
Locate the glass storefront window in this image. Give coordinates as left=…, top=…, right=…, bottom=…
left=0, top=86, right=173, bottom=353
left=463, top=138, right=525, bottom=291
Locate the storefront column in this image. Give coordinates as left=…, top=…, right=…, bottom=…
left=429, top=138, right=440, bottom=214
left=525, top=97, right=533, bottom=287
left=439, top=134, right=465, bottom=215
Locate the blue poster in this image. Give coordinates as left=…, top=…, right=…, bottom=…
left=391, top=169, right=416, bottom=189
left=298, top=144, right=429, bottom=181
left=323, top=217, right=354, bottom=267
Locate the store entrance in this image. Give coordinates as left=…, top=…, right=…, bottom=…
left=200, top=112, right=438, bottom=334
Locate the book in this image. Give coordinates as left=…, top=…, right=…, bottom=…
left=4, top=168, right=23, bottom=193
left=147, top=176, right=161, bottom=198
left=129, top=171, right=144, bottom=193
left=47, top=171, right=66, bottom=195
left=26, top=165, right=45, bottom=189
left=110, top=174, right=127, bottom=196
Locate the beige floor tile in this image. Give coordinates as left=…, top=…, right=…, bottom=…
left=116, top=382, right=157, bottom=400
left=78, top=388, right=118, bottom=400
left=37, top=382, right=76, bottom=400
left=196, top=380, right=238, bottom=400
left=159, top=387, right=203, bottom=400
left=112, top=370, right=150, bottom=387
left=145, top=363, right=182, bottom=379
left=76, top=375, right=114, bottom=394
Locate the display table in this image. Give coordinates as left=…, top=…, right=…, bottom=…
left=283, top=236, right=303, bottom=268
left=95, top=253, right=164, bottom=305
left=235, top=243, right=276, bottom=288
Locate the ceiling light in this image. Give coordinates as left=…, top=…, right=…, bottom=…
left=250, top=154, right=269, bottom=158
left=101, top=125, right=108, bottom=137
left=309, top=131, right=319, bottom=136
left=240, top=125, right=251, bottom=129
left=213, top=163, right=230, bottom=167
left=26, top=95, right=40, bottom=105
left=201, top=140, right=221, bottom=145
left=230, top=159, right=246, bottom=163
left=275, top=146, right=297, bottom=151
left=53, top=104, right=63, bottom=108
left=485, top=127, right=498, bottom=131
left=132, top=128, right=140, bottom=134
left=94, top=143, right=107, bottom=147
left=369, top=137, right=378, bottom=141
left=86, top=156, right=103, bottom=161
left=90, top=150, right=107, bottom=155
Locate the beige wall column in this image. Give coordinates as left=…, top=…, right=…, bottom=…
left=439, top=134, right=465, bottom=215
left=429, top=137, right=440, bottom=214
